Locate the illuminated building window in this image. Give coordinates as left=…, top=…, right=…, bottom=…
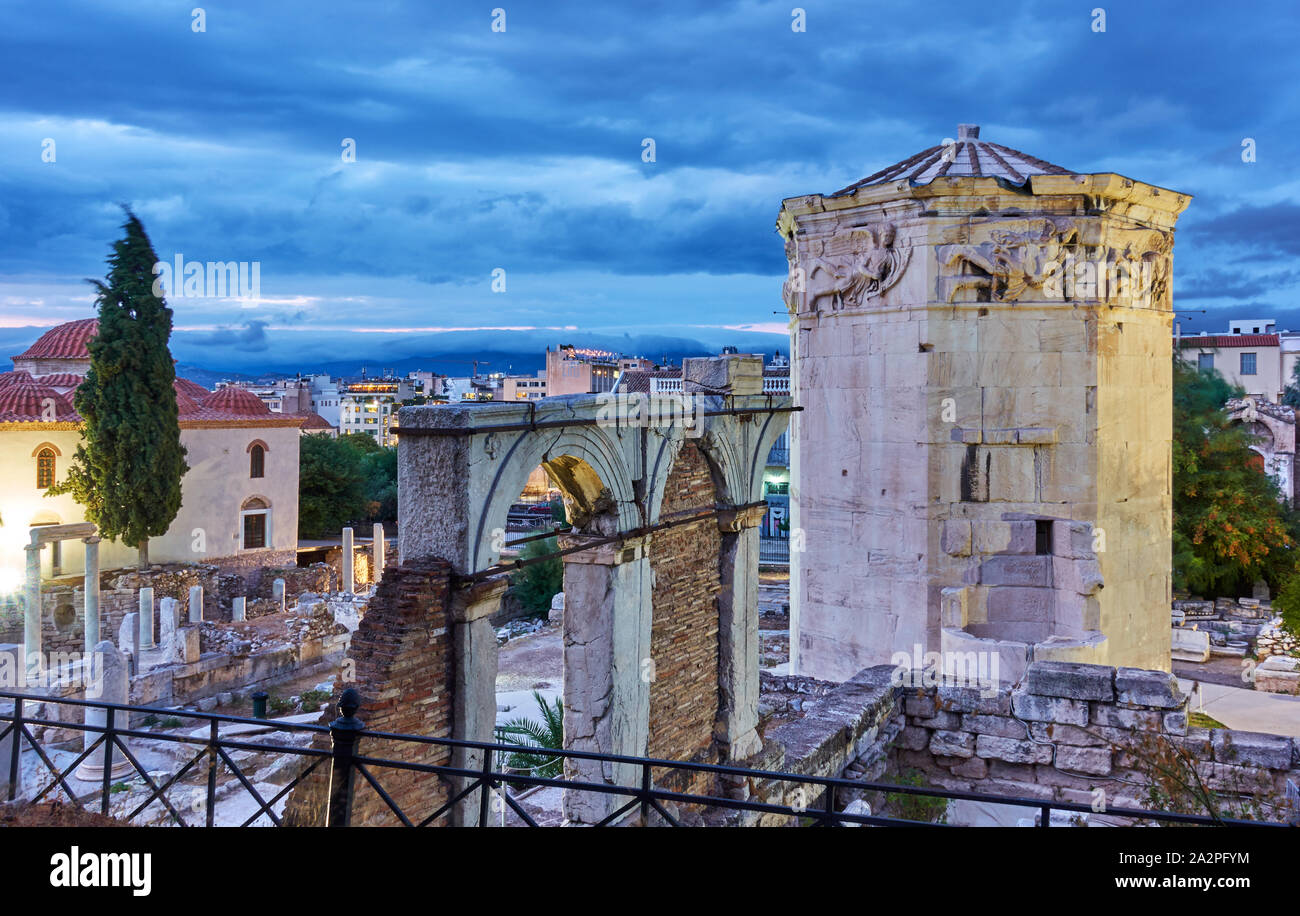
left=36, top=448, right=56, bottom=489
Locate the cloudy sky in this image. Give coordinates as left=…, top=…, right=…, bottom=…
left=0, top=0, right=1297, bottom=372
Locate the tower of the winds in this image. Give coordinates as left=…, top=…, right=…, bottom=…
left=779, top=125, right=1190, bottom=683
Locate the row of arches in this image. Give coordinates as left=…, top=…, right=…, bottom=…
left=397, top=386, right=791, bottom=823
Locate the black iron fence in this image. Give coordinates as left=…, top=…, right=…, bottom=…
left=1, top=688, right=1288, bottom=828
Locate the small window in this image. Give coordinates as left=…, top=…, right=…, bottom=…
left=1035, top=520, right=1053, bottom=556
left=250, top=444, right=265, bottom=478
left=242, top=512, right=266, bottom=549
left=1241, top=352, right=1257, bottom=376
left=1197, top=352, right=1214, bottom=371
left=36, top=448, right=55, bottom=489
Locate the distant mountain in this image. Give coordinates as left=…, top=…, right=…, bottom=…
left=167, top=329, right=791, bottom=381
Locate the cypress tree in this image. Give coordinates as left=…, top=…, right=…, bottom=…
left=50, top=208, right=188, bottom=567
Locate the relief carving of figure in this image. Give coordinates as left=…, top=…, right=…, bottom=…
left=938, top=218, right=1079, bottom=302
left=786, top=221, right=911, bottom=313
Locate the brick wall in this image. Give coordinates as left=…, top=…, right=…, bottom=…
left=647, top=441, right=722, bottom=793
left=284, top=559, right=454, bottom=826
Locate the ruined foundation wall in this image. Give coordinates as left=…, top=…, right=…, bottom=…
left=647, top=442, right=722, bottom=792
left=753, top=660, right=1298, bottom=824
left=883, top=661, right=1300, bottom=820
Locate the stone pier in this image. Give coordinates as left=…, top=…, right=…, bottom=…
left=560, top=534, right=653, bottom=824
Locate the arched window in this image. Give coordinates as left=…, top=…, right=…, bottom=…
left=36, top=448, right=56, bottom=489
left=241, top=497, right=269, bottom=550
left=249, top=444, right=265, bottom=478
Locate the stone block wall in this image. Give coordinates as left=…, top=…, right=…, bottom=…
left=257, top=563, right=337, bottom=600
left=285, top=559, right=454, bottom=827
left=647, top=442, right=723, bottom=794
left=883, top=661, right=1300, bottom=821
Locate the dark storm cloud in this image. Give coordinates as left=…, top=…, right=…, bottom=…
left=0, top=0, right=1298, bottom=359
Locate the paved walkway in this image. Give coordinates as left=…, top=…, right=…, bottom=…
left=1177, top=677, right=1300, bottom=737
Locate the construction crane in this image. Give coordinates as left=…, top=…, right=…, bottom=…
left=440, top=358, right=491, bottom=377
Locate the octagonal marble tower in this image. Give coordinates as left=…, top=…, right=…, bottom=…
left=779, top=125, right=1190, bottom=683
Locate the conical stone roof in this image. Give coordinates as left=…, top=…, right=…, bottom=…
left=830, top=124, right=1073, bottom=197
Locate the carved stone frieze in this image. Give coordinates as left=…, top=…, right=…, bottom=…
left=783, top=221, right=912, bottom=314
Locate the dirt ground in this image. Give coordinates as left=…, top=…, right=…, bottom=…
left=0, top=801, right=131, bottom=827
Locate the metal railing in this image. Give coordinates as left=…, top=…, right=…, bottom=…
left=759, top=537, right=790, bottom=566
left=1, top=688, right=1287, bottom=828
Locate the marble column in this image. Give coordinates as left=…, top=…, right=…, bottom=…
left=232, top=597, right=246, bottom=622
left=559, top=533, right=652, bottom=825
left=23, top=542, right=43, bottom=684
left=372, top=523, right=386, bottom=586
left=137, top=587, right=155, bottom=650
left=188, top=585, right=204, bottom=623
left=75, top=641, right=133, bottom=781
left=341, top=527, right=354, bottom=595
left=82, top=536, right=101, bottom=653
left=271, top=578, right=286, bottom=613
left=158, top=598, right=180, bottom=656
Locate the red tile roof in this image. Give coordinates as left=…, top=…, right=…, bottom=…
left=27, top=372, right=85, bottom=390
left=12, top=318, right=99, bottom=360
left=174, top=377, right=210, bottom=399
left=0, top=382, right=79, bottom=423
left=296, top=411, right=334, bottom=430
left=0, top=370, right=35, bottom=388
left=1179, top=334, right=1278, bottom=348
left=200, top=386, right=272, bottom=415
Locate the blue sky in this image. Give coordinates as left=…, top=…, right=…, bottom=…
left=1, top=0, right=1297, bottom=372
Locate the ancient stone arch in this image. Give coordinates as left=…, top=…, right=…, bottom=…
left=397, top=354, right=790, bottom=823
left=1226, top=397, right=1296, bottom=505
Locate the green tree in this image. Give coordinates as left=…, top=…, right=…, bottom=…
left=359, top=447, right=398, bottom=523
left=49, top=209, right=188, bottom=567
left=1282, top=361, right=1300, bottom=409
left=510, top=535, right=563, bottom=616
left=1172, top=357, right=1298, bottom=596
left=298, top=434, right=367, bottom=537
left=337, top=432, right=381, bottom=455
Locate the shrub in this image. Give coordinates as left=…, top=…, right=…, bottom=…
left=1274, top=575, right=1300, bottom=639
left=494, top=691, right=564, bottom=779
left=509, top=536, right=563, bottom=617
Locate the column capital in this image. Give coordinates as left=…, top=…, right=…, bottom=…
left=716, top=504, right=768, bottom=532
left=82, top=536, right=102, bottom=545
left=450, top=574, right=508, bottom=623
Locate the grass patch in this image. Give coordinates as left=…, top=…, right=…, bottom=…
left=1189, top=711, right=1226, bottom=729
left=880, top=767, right=948, bottom=824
